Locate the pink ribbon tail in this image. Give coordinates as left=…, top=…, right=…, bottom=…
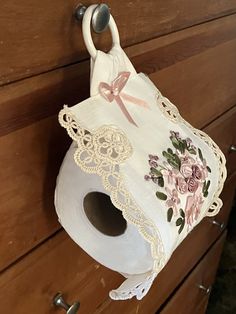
left=120, top=92, right=149, bottom=108
left=99, top=71, right=149, bottom=127
left=115, top=96, right=138, bottom=127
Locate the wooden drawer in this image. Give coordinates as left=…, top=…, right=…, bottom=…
left=0, top=116, right=68, bottom=272
left=204, top=106, right=236, bottom=176
left=160, top=231, right=227, bottom=314
left=195, top=298, right=209, bottom=314
left=0, top=231, right=123, bottom=314
left=214, top=171, right=236, bottom=227
left=1, top=1, right=236, bottom=86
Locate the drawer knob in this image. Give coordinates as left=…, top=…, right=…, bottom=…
left=212, top=219, right=225, bottom=229
left=74, top=4, right=110, bottom=33
left=229, top=144, right=236, bottom=153
left=53, top=293, right=80, bottom=314
left=198, top=284, right=211, bottom=295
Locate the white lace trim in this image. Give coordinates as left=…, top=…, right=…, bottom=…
left=109, top=272, right=158, bottom=300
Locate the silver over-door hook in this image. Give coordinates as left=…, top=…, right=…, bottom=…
left=74, top=3, right=110, bottom=33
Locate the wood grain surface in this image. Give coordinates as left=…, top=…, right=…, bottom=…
left=204, top=106, right=236, bottom=176
left=0, top=231, right=122, bottom=314
left=160, top=231, right=226, bottom=314
left=0, top=218, right=228, bottom=314
left=1, top=1, right=236, bottom=85
left=0, top=116, right=69, bottom=271
left=149, top=39, right=236, bottom=129
left=215, top=172, right=236, bottom=228
left=1, top=13, right=236, bottom=137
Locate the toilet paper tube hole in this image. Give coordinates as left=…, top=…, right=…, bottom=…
left=83, top=192, right=127, bottom=236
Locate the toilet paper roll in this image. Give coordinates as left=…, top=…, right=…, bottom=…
left=55, top=142, right=153, bottom=275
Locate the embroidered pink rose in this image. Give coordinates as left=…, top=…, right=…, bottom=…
left=200, top=159, right=209, bottom=181
left=192, top=165, right=202, bottom=180
left=185, top=193, right=204, bottom=226
left=186, top=177, right=199, bottom=193
left=180, top=152, right=195, bottom=165
left=144, top=130, right=211, bottom=234
left=176, top=177, right=188, bottom=194
left=165, top=188, right=180, bottom=214
left=180, top=162, right=192, bottom=178
left=162, top=163, right=179, bottom=185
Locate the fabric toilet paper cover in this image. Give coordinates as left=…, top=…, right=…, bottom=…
left=57, top=5, right=227, bottom=301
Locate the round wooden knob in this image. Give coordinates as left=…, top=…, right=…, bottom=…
left=53, top=293, right=80, bottom=314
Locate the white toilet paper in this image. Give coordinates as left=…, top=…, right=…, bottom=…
left=55, top=142, right=153, bottom=275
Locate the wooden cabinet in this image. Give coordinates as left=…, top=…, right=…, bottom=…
left=0, top=1, right=236, bottom=313
left=0, top=232, right=122, bottom=314
left=160, top=232, right=227, bottom=314
left=204, top=106, right=236, bottom=176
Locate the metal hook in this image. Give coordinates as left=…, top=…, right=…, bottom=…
left=74, top=3, right=110, bottom=33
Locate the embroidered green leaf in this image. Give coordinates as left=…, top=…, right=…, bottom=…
left=180, top=208, right=185, bottom=218
left=206, top=180, right=211, bottom=190
left=167, top=158, right=180, bottom=170
left=178, top=220, right=185, bottom=234
left=170, top=137, right=180, bottom=149
left=156, top=191, right=167, bottom=201
left=167, top=208, right=173, bottom=222
left=203, top=180, right=207, bottom=191
left=198, top=148, right=203, bottom=162
left=183, top=140, right=188, bottom=149
left=188, top=148, right=197, bottom=155
left=202, top=180, right=211, bottom=198
left=158, top=176, right=164, bottom=187
left=163, top=150, right=181, bottom=170
left=176, top=218, right=183, bottom=226
left=207, top=166, right=211, bottom=173
left=173, top=154, right=181, bottom=169
left=150, top=167, right=162, bottom=177
left=176, top=215, right=185, bottom=234
left=203, top=181, right=206, bottom=193
left=162, top=151, right=173, bottom=160
left=167, top=148, right=173, bottom=154
left=179, top=140, right=185, bottom=154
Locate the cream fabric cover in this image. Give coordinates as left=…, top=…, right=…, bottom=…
left=56, top=5, right=227, bottom=300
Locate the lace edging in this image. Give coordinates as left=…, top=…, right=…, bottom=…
left=109, top=272, right=158, bottom=300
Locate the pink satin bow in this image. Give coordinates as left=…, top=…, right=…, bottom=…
left=99, top=71, right=149, bottom=127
